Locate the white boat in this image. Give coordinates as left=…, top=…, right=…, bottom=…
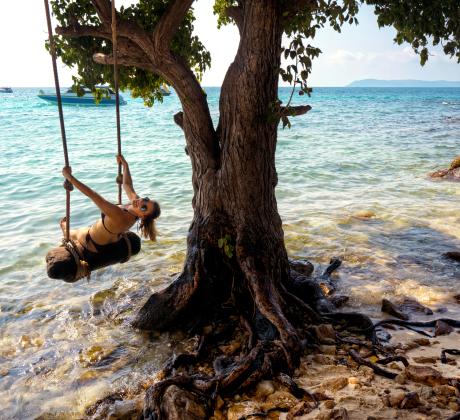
left=38, top=87, right=126, bottom=106
left=160, top=85, right=171, bottom=96
left=0, top=87, right=13, bottom=93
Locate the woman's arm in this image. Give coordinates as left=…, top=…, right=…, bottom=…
left=62, top=167, right=125, bottom=221
left=117, top=155, right=139, bottom=202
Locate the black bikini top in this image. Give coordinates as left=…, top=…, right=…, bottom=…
left=101, top=206, right=138, bottom=235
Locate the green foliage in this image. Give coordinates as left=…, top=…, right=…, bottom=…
left=50, top=0, right=211, bottom=105
left=218, top=234, right=234, bottom=259
left=213, top=0, right=238, bottom=28
left=366, top=0, right=460, bottom=65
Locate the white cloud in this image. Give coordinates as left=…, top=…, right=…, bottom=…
left=326, top=47, right=417, bottom=65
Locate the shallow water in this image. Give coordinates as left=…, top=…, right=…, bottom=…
left=0, top=87, right=459, bottom=418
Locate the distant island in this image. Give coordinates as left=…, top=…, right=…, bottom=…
left=347, top=79, right=460, bottom=87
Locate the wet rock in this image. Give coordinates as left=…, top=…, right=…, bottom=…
left=287, top=401, right=314, bottom=419
left=435, top=320, right=454, bottom=336
left=400, top=391, right=421, bottom=409
left=255, top=380, right=275, bottom=399
left=430, top=156, right=460, bottom=180
left=321, top=377, right=348, bottom=392
left=312, top=354, right=335, bottom=365
left=107, top=398, right=142, bottom=420
left=395, top=373, right=407, bottom=384
left=454, top=294, right=460, bottom=304
left=323, top=400, right=336, bottom=409
left=388, top=390, right=406, bottom=407
left=160, top=385, right=208, bottom=420
left=319, top=345, right=336, bottom=355
left=313, top=324, right=336, bottom=344
left=289, top=259, right=314, bottom=277
left=451, top=156, right=460, bottom=170
left=320, top=282, right=335, bottom=296
left=330, top=295, right=349, bottom=308
left=381, top=297, right=433, bottom=320
left=353, top=210, right=376, bottom=219
left=263, top=390, right=298, bottom=410
left=433, top=385, right=457, bottom=397
left=413, top=356, right=438, bottom=364
left=381, top=299, right=409, bottom=320
left=446, top=252, right=460, bottom=263
left=348, top=377, right=360, bottom=385
left=412, top=338, right=431, bottom=347
left=405, top=365, right=448, bottom=386
left=328, top=407, right=349, bottom=419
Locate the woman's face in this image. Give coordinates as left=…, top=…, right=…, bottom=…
left=130, top=197, right=154, bottom=218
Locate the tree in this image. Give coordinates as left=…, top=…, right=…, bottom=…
left=50, top=0, right=460, bottom=417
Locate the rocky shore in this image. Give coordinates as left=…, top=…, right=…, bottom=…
left=430, top=156, right=460, bottom=181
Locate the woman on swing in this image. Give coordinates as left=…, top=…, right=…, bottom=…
left=61, top=155, right=160, bottom=254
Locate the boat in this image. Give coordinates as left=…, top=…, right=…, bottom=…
left=160, top=85, right=171, bottom=96
left=0, top=87, right=13, bottom=93
left=38, top=87, right=127, bottom=106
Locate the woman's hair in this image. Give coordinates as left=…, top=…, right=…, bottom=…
left=139, top=200, right=161, bottom=241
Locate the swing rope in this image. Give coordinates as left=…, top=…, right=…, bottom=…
left=44, top=0, right=73, bottom=242
left=111, top=0, right=123, bottom=205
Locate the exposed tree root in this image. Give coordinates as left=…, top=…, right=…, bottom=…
left=134, top=253, right=460, bottom=419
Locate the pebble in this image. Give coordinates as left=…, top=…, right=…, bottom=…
left=434, top=320, right=454, bottom=336
left=255, top=380, right=275, bottom=399
left=320, top=345, right=336, bottom=355
left=388, top=390, right=406, bottom=407
left=395, top=373, right=407, bottom=384
left=400, top=391, right=420, bottom=409
left=405, top=365, right=448, bottom=386
left=433, top=385, right=457, bottom=397
left=412, top=356, right=437, bottom=364
left=321, top=377, right=349, bottom=392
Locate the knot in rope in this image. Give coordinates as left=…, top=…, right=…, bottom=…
left=116, top=174, right=123, bottom=185
left=62, top=239, right=91, bottom=281
left=63, top=179, right=74, bottom=192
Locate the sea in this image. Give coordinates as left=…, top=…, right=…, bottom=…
left=0, top=87, right=459, bottom=418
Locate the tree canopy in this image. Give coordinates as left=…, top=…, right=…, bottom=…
left=51, top=0, right=460, bottom=107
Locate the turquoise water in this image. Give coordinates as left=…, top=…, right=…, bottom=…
left=0, top=87, right=459, bottom=418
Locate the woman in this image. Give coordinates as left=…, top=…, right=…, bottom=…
left=61, top=155, right=160, bottom=254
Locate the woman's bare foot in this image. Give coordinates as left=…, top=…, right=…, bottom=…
left=60, top=217, right=67, bottom=237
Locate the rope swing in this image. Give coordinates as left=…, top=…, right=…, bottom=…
left=44, top=0, right=137, bottom=282
left=112, top=0, right=123, bottom=205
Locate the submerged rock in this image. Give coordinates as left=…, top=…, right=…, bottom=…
left=445, top=252, right=460, bottom=262
left=381, top=297, right=433, bottom=320
left=429, top=156, right=460, bottom=181
left=435, top=320, right=454, bottom=336
left=289, top=259, right=314, bottom=277
left=330, top=295, right=349, bottom=308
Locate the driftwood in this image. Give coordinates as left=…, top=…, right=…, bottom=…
left=46, top=232, right=141, bottom=282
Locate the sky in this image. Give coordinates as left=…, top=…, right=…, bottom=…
left=0, top=0, right=458, bottom=87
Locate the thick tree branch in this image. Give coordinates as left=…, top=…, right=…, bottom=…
left=153, top=0, right=195, bottom=51
left=226, top=6, right=244, bottom=34
left=93, top=53, right=154, bottom=72
left=91, top=0, right=111, bottom=23
left=280, top=105, right=312, bottom=117
left=174, top=112, right=184, bottom=130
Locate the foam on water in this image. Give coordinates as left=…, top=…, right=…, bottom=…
left=1, top=87, right=460, bottom=418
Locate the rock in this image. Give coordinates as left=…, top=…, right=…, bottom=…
left=433, top=385, right=457, bottom=397
left=287, top=401, right=314, bottom=419
left=450, top=156, right=460, bottom=170
left=321, top=377, right=349, bottom=392
left=227, top=402, right=260, bottom=420
left=448, top=401, right=460, bottom=411
left=160, top=385, right=208, bottom=420
left=312, top=354, right=335, bottom=365
left=313, top=324, right=336, bottom=344
left=255, top=380, right=275, bottom=399
left=319, top=345, right=336, bottom=355
left=353, top=210, right=375, bottom=219
left=400, top=297, right=433, bottom=315
left=381, top=297, right=433, bottom=320
left=413, top=356, right=438, bottom=364
left=320, top=282, right=335, bottom=296
left=400, top=391, right=421, bottom=409
left=412, top=338, right=431, bottom=347
left=348, top=377, right=360, bottom=385
left=289, top=259, right=314, bottom=276
left=328, top=407, right=349, bottom=420
left=107, top=399, right=142, bottom=420
left=454, top=294, right=460, bottom=304
left=323, top=400, right=336, bottom=409
left=446, top=252, right=460, bottom=262
left=435, top=320, right=454, bottom=336
left=381, top=299, right=409, bottom=320
left=330, top=295, right=349, bottom=308
left=419, top=386, right=433, bottom=400
left=263, top=390, right=298, bottom=410
left=405, top=365, right=448, bottom=386
left=388, top=390, right=406, bottom=407
left=395, top=373, right=407, bottom=384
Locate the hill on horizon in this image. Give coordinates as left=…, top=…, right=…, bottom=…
left=347, top=79, right=460, bottom=87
